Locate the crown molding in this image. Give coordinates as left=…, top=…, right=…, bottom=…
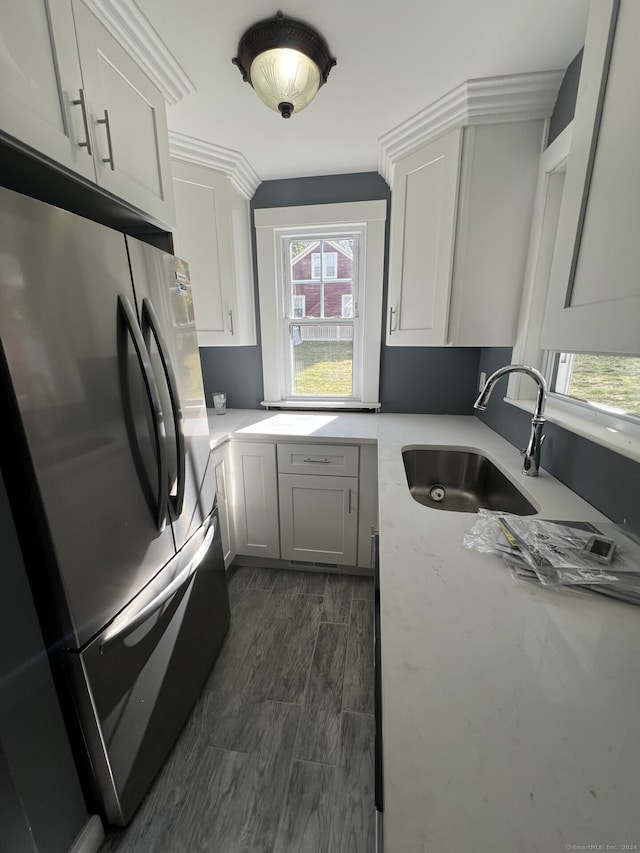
left=169, top=131, right=262, bottom=199
left=378, top=70, right=564, bottom=185
left=80, top=0, right=195, bottom=105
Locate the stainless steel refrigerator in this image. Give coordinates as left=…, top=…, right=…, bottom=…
left=0, top=185, right=230, bottom=826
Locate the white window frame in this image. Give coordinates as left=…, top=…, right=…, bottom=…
left=292, top=294, right=305, bottom=318
left=254, top=201, right=386, bottom=409
left=311, top=252, right=321, bottom=280
left=503, top=122, right=640, bottom=463
left=310, top=249, right=338, bottom=280
left=342, top=293, right=353, bottom=318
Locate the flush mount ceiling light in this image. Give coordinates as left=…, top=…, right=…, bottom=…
left=232, top=10, right=336, bottom=119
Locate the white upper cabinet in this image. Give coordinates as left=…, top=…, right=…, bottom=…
left=541, top=0, right=640, bottom=354
left=0, top=0, right=95, bottom=182
left=171, top=161, right=256, bottom=347
left=386, top=130, right=462, bottom=346
left=0, top=0, right=175, bottom=228
left=386, top=119, right=545, bottom=347
left=72, top=1, right=174, bottom=227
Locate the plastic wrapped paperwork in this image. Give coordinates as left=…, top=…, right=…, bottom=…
left=463, top=510, right=640, bottom=606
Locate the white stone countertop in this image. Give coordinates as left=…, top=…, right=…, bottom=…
left=208, top=409, right=640, bottom=852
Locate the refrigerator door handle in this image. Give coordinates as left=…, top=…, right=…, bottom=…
left=117, top=294, right=168, bottom=532
left=141, top=297, right=186, bottom=519
left=99, top=519, right=215, bottom=654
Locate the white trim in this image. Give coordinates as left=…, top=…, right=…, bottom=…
left=255, top=201, right=386, bottom=407
left=507, top=122, right=573, bottom=401
left=78, top=0, right=195, bottom=105
left=261, top=400, right=381, bottom=410
left=68, top=815, right=105, bottom=853
left=378, top=71, right=563, bottom=185
left=169, top=132, right=261, bottom=200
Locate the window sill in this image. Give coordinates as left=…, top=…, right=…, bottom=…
left=504, top=396, right=640, bottom=464
left=261, top=400, right=381, bottom=411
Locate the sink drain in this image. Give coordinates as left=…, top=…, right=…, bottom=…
left=429, top=485, right=446, bottom=502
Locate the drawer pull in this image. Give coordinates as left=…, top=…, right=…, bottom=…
left=303, top=457, right=332, bottom=464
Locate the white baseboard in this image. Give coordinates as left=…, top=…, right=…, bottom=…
left=68, top=815, right=104, bottom=853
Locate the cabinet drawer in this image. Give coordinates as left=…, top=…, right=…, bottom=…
left=277, top=443, right=359, bottom=477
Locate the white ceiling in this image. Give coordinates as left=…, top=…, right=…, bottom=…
left=137, top=0, right=591, bottom=183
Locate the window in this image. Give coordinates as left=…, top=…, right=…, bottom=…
left=310, top=249, right=338, bottom=280
left=550, top=353, right=640, bottom=420
left=255, top=201, right=387, bottom=408
left=286, top=236, right=357, bottom=398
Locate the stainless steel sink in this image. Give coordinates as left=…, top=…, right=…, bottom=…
left=402, top=448, right=537, bottom=515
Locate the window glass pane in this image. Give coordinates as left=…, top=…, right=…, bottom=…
left=291, top=324, right=353, bottom=397
left=552, top=353, right=640, bottom=418
left=323, top=252, right=337, bottom=279
left=311, top=252, right=321, bottom=279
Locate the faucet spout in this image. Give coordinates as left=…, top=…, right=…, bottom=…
left=474, top=364, right=547, bottom=476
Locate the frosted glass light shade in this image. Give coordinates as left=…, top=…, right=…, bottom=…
left=250, top=48, right=321, bottom=117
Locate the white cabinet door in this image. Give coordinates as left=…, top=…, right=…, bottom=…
left=211, top=444, right=235, bottom=568
left=72, top=0, right=174, bottom=227
left=448, top=121, right=544, bottom=346
left=542, top=0, right=640, bottom=354
left=171, top=161, right=256, bottom=347
left=0, top=0, right=96, bottom=181
left=387, top=120, right=543, bottom=347
left=279, top=473, right=358, bottom=565
left=386, top=129, right=462, bottom=346
left=230, top=442, right=279, bottom=559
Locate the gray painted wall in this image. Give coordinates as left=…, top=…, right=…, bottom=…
left=199, top=171, right=481, bottom=413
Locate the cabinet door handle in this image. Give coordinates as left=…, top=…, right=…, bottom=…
left=71, top=89, right=92, bottom=156
left=348, top=488, right=353, bottom=514
left=97, top=109, right=115, bottom=171
left=228, top=308, right=234, bottom=336
left=388, top=306, right=396, bottom=336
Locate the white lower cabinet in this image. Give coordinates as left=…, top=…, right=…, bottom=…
left=211, top=445, right=235, bottom=568
left=230, top=439, right=377, bottom=569
left=279, top=473, right=359, bottom=564
left=230, top=442, right=279, bottom=559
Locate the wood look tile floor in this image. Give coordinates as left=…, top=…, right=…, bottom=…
left=100, top=567, right=375, bottom=853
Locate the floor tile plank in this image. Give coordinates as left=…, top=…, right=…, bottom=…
left=329, top=712, right=376, bottom=853
left=300, top=571, right=328, bottom=596
left=295, top=622, right=348, bottom=765
left=352, top=575, right=374, bottom=601
left=272, top=760, right=335, bottom=853
left=267, top=594, right=323, bottom=703
left=343, top=599, right=375, bottom=715
left=322, top=574, right=354, bottom=623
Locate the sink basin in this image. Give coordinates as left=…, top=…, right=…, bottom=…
left=402, top=448, right=537, bottom=515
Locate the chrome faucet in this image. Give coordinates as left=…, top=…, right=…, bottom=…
left=474, top=364, right=547, bottom=477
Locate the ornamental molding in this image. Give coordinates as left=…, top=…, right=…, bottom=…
left=378, top=70, right=564, bottom=185
left=80, top=0, right=195, bottom=105
left=169, top=131, right=261, bottom=199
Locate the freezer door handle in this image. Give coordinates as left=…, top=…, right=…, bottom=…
left=141, top=298, right=186, bottom=519
left=100, top=518, right=216, bottom=654
left=117, top=294, right=168, bottom=532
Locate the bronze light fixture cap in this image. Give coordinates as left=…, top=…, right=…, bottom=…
left=232, top=10, right=337, bottom=118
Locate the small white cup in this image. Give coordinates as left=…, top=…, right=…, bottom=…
left=213, top=392, right=226, bottom=415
